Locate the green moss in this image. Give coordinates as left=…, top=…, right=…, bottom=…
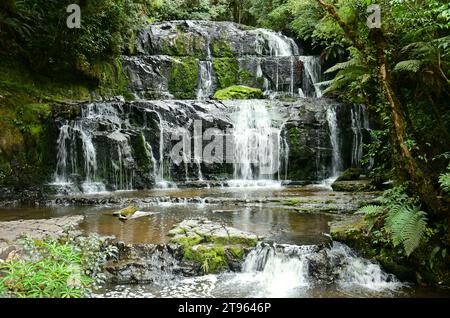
left=228, top=246, right=245, bottom=259
left=212, top=58, right=239, bottom=89
left=336, top=168, right=364, bottom=181
left=169, top=224, right=257, bottom=274
left=283, top=198, right=301, bottom=206
left=211, top=40, right=234, bottom=57
left=168, top=57, right=199, bottom=99
left=211, top=235, right=258, bottom=247
left=89, top=58, right=133, bottom=100
left=184, top=244, right=228, bottom=274
left=171, top=234, right=204, bottom=247
left=131, top=134, right=152, bottom=172
left=213, top=85, right=263, bottom=100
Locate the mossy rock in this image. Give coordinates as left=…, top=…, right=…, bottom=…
left=336, top=168, right=364, bottom=181
left=331, top=179, right=372, bottom=192
left=169, top=218, right=258, bottom=274
left=213, top=85, right=263, bottom=100
left=283, top=198, right=301, bottom=206
left=113, top=206, right=139, bottom=218
left=168, top=57, right=199, bottom=99
left=212, top=58, right=239, bottom=89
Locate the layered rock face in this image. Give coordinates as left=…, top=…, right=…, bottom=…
left=48, top=20, right=373, bottom=193
left=123, top=20, right=316, bottom=99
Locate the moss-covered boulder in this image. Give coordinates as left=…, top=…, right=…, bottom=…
left=336, top=168, right=364, bottom=181
left=213, top=85, right=264, bottom=100
left=331, top=179, right=373, bottom=192
left=168, top=218, right=258, bottom=274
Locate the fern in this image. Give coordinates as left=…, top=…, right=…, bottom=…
left=438, top=165, right=450, bottom=194
left=324, top=58, right=359, bottom=74
left=356, top=205, right=384, bottom=217
left=394, top=60, right=422, bottom=73
left=385, top=205, right=427, bottom=256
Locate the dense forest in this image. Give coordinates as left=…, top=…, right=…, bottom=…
left=0, top=0, right=449, bottom=297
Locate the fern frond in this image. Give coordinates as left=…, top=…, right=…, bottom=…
left=324, top=59, right=359, bottom=74
left=385, top=205, right=427, bottom=256
left=394, top=60, right=422, bottom=73
left=356, top=205, right=384, bottom=216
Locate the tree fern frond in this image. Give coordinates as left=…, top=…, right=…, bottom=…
left=394, top=60, right=422, bottom=73
left=324, top=59, right=359, bottom=74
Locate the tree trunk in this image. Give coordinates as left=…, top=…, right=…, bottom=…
left=316, top=0, right=442, bottom=215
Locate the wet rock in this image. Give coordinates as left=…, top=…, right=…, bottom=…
left=169, top=218, right=258, bottom=274
left=335, top=168, right=364, bottom=181
left=331, top=179, right=373, bottom=192
left=103, top=242, right=199, bottom=284
left=0, top=215, right=85, bottom=243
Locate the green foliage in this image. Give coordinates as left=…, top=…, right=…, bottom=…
left=1, top=0, right=145, bottom=74
left=438, top=165, right=450, bottom=194
left=385, top=205, right=428, bottom=256
left=0, top=234, right=117, bottom=298
left=213, top=85, right=263, bottom=100
left=358, top=186, right=428, bottom=257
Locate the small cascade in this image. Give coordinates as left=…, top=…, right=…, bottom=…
left=241, top=243, right=312, bottom=297
left=299, top=56, right=322, bottom=98
left=53, top=120, right=106, bottom=193
left=326, top=105, right=343, bottom=176
left=257, top=29, right=299, bottom=56
left=238, top=242, right=404, bottom=297
left=52, top=103, right=135, bottom=194
left=229, top=101, right=287, bottom=186
left=144, top=109, right=173, bottom=188
left=350, top=104, right=372, bottom=168
left=196, top=61, right=213, bottom=100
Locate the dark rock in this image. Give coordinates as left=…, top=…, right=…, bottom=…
left=331, top=179, right=373, bottom=192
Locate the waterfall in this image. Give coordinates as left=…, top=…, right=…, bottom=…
left=326, top=105, right=343, bottom=176
left=53, top=120, right=106, bottom=193
left=228, top=101, right=287, bottom=187
left=52, top=103, right=136, bottom=194
left=241, top=243, right=311, bottom=297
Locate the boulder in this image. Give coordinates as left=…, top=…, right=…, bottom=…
left=169, top=218, right=259, bottom=274
left=331, top=179, right=373, bottom=192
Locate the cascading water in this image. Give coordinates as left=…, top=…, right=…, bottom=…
left=52, top=103, right=135, bottom=193
left=196, top=61, right=213, bottom=100
left=326, top=105, right=343, bottom=177
left=144, top=109, right=175, bottom=189
left=235, top=242, right=404, bottom=297
left=121, top=241, right=405, bottom=298
left=228, top=101, right=287, bottom=187
left=350, top=104, right=371, bottom=168
left=299, top=56, right=323, bottom=98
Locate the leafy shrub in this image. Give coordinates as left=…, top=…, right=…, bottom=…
left=0, top=234, right=117, bottom=298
